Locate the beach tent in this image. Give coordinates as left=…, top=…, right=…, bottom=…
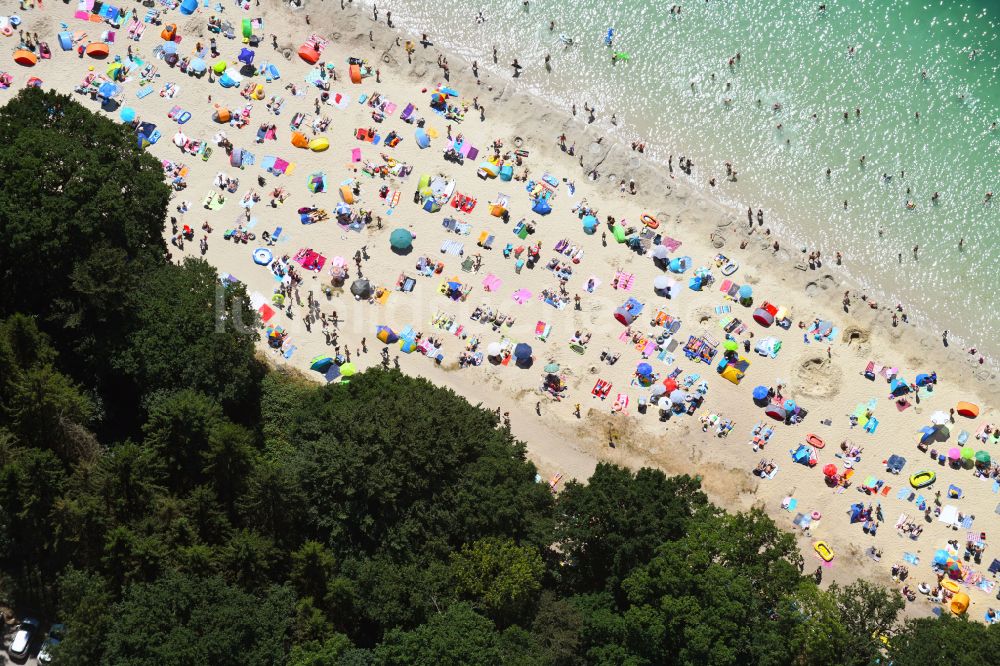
left=791, top=444, right=816, bottom=467
left=478, top=162, right=499, bottom=178
left=306, top=172, right=327, bottom=193
left=291, top=131, right=309, bottom=148
left=612, top=225, right=626, bottom=243
left=753, top=308, right=775, bottom=327
left=376, top=325, right=398, bottom=344
left=212, top=108, right=232, bottom=123
left=238, top=47, right=255, bottom=66
left=84, top=42, right=109, bottom=59
left=219, top=72, right=242, bottom=88
left=422, top=197, right=442, bottom=213
left=915, top=372, right=937, bottom=386
left=230, top=148, right=245, bottom=168
left=308, top=137, right=330, bottom=152
left=58, top=31, right=73, bottom=51
left=242, top=18, right=253, bottom=40
left=415, top=128, right=431, bottom=149
left=212, top=60, right=227, bottom=74
left=499, top=165, right=514, bottom=181
left=340, top=186, right=354, bottom=204
left=890, top=378, right=910, bottom=396
left=668, top=256, right=691, bottom=273
left=956, top=402, right=979, bottom=418
left=532, top=199, right=552, bottom=215
left=389, top=228, right=413, bottom=251
left=298, top=45, right=320, bottom=64
left=400, top=338, right=417, bottom=353
left=180, top=0, right=198, bottom=14
left=951, top=592, right=970, bottom=615
left=613, top=298, right=643, bottom=325
left=339, top=362, right=357, bottom=378
left=349, top=63, right=362, bottom=83
left=310, top=356, right=334, bottom=372
left=765, top=404, right=786, bottom=421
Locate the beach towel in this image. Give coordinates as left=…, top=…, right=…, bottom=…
left=512, top=289, right=532, bottom=304
left=351, top=147, right=361, bottom=162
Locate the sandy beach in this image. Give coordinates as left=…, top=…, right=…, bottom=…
left=5, top=0, right=1000, bottom=621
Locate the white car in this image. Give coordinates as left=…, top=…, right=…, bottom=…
left=38, top=623, right=65, bottom=664
left=7, top=616, right=40, bottom=663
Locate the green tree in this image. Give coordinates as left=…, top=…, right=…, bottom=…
left=117, top=259, right=263, bottom=415
left=890, top=615, right=1000, bottom=665
left=101, top=572, right=294, bottom=666
left=142, top=389, right=224, bottom=491
left=54, top=568, right=115, bottom=666
left=373, top=603, right=503, bottom=665
left=287, top=634, right=354, bottom=666
left=291, top=540, right=337, bottom=603
left=554, top=464, right=709, bottom=595
left=450, top=537, right=544, bottom=626
left=0, top=89, right=169, bottom=372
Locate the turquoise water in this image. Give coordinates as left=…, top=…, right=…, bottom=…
left=371, top=0, right=999, bottom=354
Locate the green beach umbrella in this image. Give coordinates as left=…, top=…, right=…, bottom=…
left=960, top=446, right=974, bottom=460
left=543, top=362, right=561, bottom=374
left=212, top=60, right=227, bottom=74
left=723, top=340, right=738, bottom=351
left=339, top=362, right=358, bottom=377
left=975, top=450, right=991, bottom=465
left=389, top=228, right=413, bottom=250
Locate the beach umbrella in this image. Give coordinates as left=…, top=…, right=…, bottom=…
left=310, top=356, right=334, bottom=372
left=543, top=362, right=561, bottom=374
left=662, top=378, right=678, bottom=394
left=723, top=339, right=738, bottom=351
left=582, top=215, right=598, bottom=234
left=513, top=343, right=532, bottom=360
left=822, top=463, right=837, bottom=477
left=934, top=549, right=950, bottom=565
left=339, top=362, right=357, bottom=377
left=669, top=389, right=687, bottom=405
left=650, top=384, right=667, bottom=398
left=636, top=362, right=653, bottom=377
left=961, top=446, right=974, bottom=460
left=651, top=245, right=669, bottom=259
left=947, top=447, right=961, bottom=461
left=653, top=275, right=670, bottom=292
left=752, top=385, right=769, bottom=401
left=930, top=411, right=950, bottom=426
left=738, top=285, right=753, bottom=300
left=119, top=106, right=136, bottom=123
left=350, top=279, right=373, bottom=298
left=486, top=342, right=503, bottom=357
left=389, top=228, right=413, bottom=250
left=784, top=400, right=797, bottom=413
left=190, top=57, right=207, bottom=74
left=212, top=60, right=227, bottom=74
left=173, top=132, right=188, bottom=147
left=162, top=42, right=177, bottom=55
left=976, top=450, right=991, bottom=465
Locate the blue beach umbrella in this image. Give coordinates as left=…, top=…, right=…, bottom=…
left=119, top=106, right=136, bottom=122
left=190, top=57, right=207, bottom=74
left=513, top=343, right=532, bottom=360
left=636, top=362, right=653, bottom=377
left=739, top=285, right=753, bottom=300
left=784, top=400, right=797, bottom=413
left=753, top=385, right=769, bottom=401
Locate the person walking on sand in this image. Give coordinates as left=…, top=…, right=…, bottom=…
left=511, top=58, right=522, bottom=76
left=574, top=403, right=581, bottom=418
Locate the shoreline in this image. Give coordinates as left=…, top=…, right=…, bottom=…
left=7, top=0, right=998, bottom=622
left=356, top=0, right=1000, bottom=370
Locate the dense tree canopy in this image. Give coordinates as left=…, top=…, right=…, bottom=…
left=0, top=92, right=990, bottom=665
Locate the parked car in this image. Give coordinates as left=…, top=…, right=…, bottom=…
left=38, top=623, right=65, bottom=665
left=7, top=616, right=40, bottom=663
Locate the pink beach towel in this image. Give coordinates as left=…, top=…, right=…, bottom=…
left=512, top=288, right=532, bottom=304
left=351, top=148, right=361, bottom=162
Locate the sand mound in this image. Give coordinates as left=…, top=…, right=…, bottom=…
left=804, top=274, right=838, bottom=297
left=792, top=354, right=843, bottom=399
